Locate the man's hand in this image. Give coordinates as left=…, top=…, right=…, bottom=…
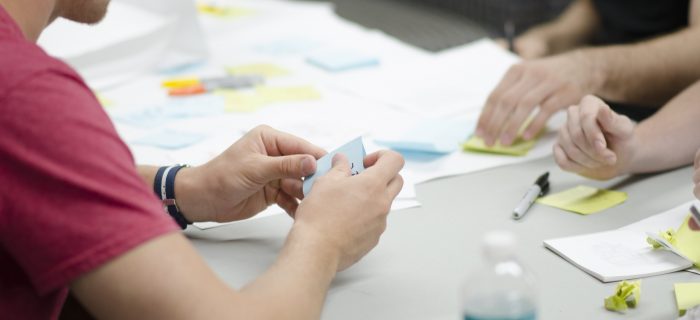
left=291, top=150, right=404, bottom=271
left=553, top=95, right=637, bottom=180
left=476, top=51, right=604, bottom=146
left=176, top=125, right=326, bottom=223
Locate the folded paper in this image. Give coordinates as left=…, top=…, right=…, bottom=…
left=604, top=280, right=641, bottom=312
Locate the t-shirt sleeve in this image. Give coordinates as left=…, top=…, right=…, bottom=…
left=0, top=69, right=179, bottom=295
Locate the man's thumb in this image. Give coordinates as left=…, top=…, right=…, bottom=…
left=328, top=153, right=351, bottom=177
left=264, top=154, right=316, bottom=181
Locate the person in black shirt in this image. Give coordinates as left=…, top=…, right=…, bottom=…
left=475, top=0, right=700, bottom=147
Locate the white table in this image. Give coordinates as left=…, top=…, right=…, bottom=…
left=188, top=156, right=698, bottom=319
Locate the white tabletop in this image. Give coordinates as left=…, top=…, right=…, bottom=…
left=187, top=156, right=698, bottom=319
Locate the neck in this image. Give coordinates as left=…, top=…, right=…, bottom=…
left=0, top=0, right=56, bottom=41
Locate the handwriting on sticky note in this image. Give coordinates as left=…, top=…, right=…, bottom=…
left=226, top=63, right=289, bottom=77
left=462, top=135, right=537, bottom=156
left=675, top=283, right=700, bottom=316
left=537, top=185, right=627, bottom=215
left=303, top=137, right=366, bottom=196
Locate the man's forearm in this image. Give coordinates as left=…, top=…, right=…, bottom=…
left=627, top=80, right=700, bottom=173
left=238, top=226, right=339, bottom=320
left=588, top=25, right=700, bottom=106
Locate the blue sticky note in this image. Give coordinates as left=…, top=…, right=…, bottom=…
left=375, top=117, right=475, bottom=154
left=132, top=129, right=206, bottom=150
left=303, top=137, right=366, bottom=196
left=306, top=50, right=379, bottom=72
left=113, top=95, right=225, bottom=127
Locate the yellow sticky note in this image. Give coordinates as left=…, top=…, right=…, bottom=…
left=217, top=86, right=321, bottom=113
left=462, top=135, right=537, bottom=156
left=672, top=215, right=700, bottom=267
left=197, top=4, right=253, bottom=18
left=605, top=280, right=641, bottom=313
left=226, top=63, right=289, bottom=77
left=536, top=185, right=627, bottom=215
left=675, top=283, right=700, bottom=316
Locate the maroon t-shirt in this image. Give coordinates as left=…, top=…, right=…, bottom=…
left=0, top=6, right=179, bottom=319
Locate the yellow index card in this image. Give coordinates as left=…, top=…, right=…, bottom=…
left=462, top=135, right=537, bottom=156
left=604, top=280, right=641, bottom=313
left=217, top=86, right=321, bottom=113
left=197, top=4, right=253, bottom=19
left=226, top=63, right=289, bottom=77
left=675, top=283, right=700, bottom=316
left=536, top=185, right=627, bottom=215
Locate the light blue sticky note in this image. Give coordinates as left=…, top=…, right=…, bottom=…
left=132, top=129, right=206, bottom=150
left=303, top=137, right=366, bottom=196
left=375, top=117, right=475, bottom=154
left=306, top=50, right=379, bottom=72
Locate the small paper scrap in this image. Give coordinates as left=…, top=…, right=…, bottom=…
left=536, top=185, right=627, bottom=215
left=303, top=137, right=366, bottom=196
left=675, top=283, right=700, bottom=316
left=604, top=280, right=641, bottom=313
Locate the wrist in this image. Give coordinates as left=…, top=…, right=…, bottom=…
left=287, top=222, right=341, bottom=273
left=572, top=48, right=608, bottom=94
left=173, top=165, right=211, bottom=223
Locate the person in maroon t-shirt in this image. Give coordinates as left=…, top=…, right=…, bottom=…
left=0, top=0, right=405, bottom=319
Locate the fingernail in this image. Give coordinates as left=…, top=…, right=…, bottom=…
left=522, top=131, right=532, bottom=140
left=475, top=128, right=484, bottom=137
left=301, top=157, right=315, bottom=176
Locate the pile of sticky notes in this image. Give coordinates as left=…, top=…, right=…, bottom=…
left=537, top=185, right=628, bottom=215
left=303, top=137, right=366, bottom=196
left=675, top=283, right=700, bottom=316
left=376, top=117, right=474, bottom=154
left=217, top=86, right=321, bottom=113
left=306, top=50, right=379, bottom=72
left=604, top=280, right=641, bottom=312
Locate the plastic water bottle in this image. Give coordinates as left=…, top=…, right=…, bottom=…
left=461, top=231, right=537, bottom=320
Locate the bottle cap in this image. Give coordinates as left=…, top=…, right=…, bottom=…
left=482, top=230, right=517, bottom=260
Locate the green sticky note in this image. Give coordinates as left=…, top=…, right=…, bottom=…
left=605, top=280, right=641, bottom=313
left=461, top=135, right=537, bottom=156
left=536, top=185, right=627, bottom=215
left=675, top=283, right=700, bottom=316
left=226, top=63, right=289, bottom=77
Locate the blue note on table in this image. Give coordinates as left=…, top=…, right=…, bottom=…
left=375, top=117, right=475, bottom=154
left=306, top=50, right=379, bottom=72
left=303, top=137, right=367, bottom=196
left=132, top=129, right=206, bottom=150
left=114, top=94, right=225, bottom=127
